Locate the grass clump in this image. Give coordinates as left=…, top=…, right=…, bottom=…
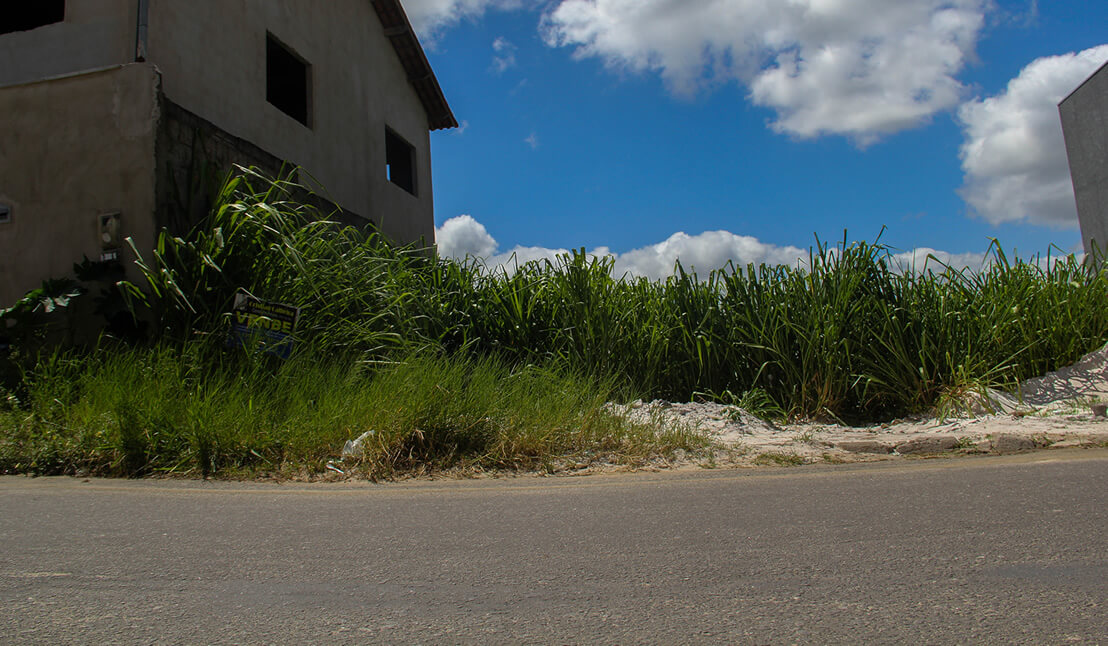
left=408, top=238, right=1108, bottom=424
left=0, top=345, right=708, bottom=478
left=5, top=165, right=1108, bottom=478
left=112, top=167, right=1108, bottom=426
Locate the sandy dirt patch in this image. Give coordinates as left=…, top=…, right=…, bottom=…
left=613, top=343, right=1108, bottom=467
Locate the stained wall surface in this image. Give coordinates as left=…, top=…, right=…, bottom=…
left=1061, top=62, right=1108, bottom=256
left=0, top=0, right=439, bottom=285
left=0, top=64, right=159, bottom=305
left=146, top=0, right=437, bottom=245
left=0, top=0, right=136, bottom=86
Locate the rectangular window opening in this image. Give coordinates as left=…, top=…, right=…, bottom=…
left=266, top=33, right=310, bottom=127
left=386, top=129, right=416, bottom=195
left=1, top=2, right=66, bottom=35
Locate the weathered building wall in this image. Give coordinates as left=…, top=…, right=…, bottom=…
left=0, top=0, right=445, bottom=306
left=1061, top=62, right=1108, bottom=256
left=0, top=64, right=159, bottom=305
left=0, top=0, right=136, bottom=86
left=155, top=100, right=364, bottom=235
left=155, top=100, right=288, bottom=236
left=146, top=0, right=436, bottom=245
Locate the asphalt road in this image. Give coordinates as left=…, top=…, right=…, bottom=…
left=1, top=450, right=1106, bottom=644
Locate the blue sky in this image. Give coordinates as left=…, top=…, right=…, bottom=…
left=404, top=0, right=1107, bottom=278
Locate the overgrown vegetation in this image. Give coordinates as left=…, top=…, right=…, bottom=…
left=2, top=166, right=1107, bottom=477
left=0, top=348, right=702, bottom=478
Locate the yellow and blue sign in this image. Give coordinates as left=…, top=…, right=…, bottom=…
left=227, top=291, right=300, bottom=359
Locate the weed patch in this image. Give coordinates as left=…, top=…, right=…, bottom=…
left=0, top=346, right=710, bottom=478
left=4, top=167, right=1108, bottom=477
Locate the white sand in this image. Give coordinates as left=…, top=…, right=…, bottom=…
left=614, top=343, right=1108, bottom=467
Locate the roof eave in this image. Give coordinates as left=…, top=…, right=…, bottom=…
left=370, top=0, right=458, bottom=131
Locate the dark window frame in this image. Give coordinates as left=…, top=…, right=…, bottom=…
left=385, top=128, right=417, bottom=195
left=266, top=32, right=311, bottom=128
left=1, top=2, right=66, bottom=36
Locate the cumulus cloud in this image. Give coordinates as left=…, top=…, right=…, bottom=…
left=435, top=216, right=570, bottom=269
left=541, top=0, right=987, bottom=144
left=887, top=247, right=991, bottom=273
left=402, top=0, right=521, bottom=39
left=437, top=215, right=1005, bottom=281
left=434, top=214, right=498, bottom=259
left=436, top=214, right=806, bottom=279
left=437, top=215, right=1085, bottom=282
left=524, top=132, right=540, bottom=149
left=610, top=231, right=807, bottom=278
left=957, top=45, right=1108, bottom=228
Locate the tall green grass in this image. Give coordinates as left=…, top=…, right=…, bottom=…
left=118, top=167, right=429, bottom=355
left=4, top=165, right=1107, bottom=477
left=115, top=167, right=1108, bottom=423
left=0, top=345, right=702, bottom=477
left=403, top=242, right=1108, bottom=422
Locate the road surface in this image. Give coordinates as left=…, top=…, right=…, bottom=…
left=2, top=450, right=1106, bottom=644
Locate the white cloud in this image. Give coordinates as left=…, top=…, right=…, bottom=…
left=524, top=132, right=540, bottom=149
left=541, top=0, right=987, bottom=144
left=957, top=45, right=1108, bottom=228
left=434, top=214, right=497, bottom=258
left=402, top=0, right=521, bottom=39
left=438, top=215, right=1000, bottom=281
left=491, top=36, right=518, bottom=73
left=437, top=215, right=804, bottom=279
left=493, top=245, right=575, bottom=269
left=610, top=231, right=807, bottom=278
left=435, top=216, right=571, bottom=269
left=887, top=247, right=991, bottom=273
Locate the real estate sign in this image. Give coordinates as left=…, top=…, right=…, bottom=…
left=227, top=291, right=300, bottom=359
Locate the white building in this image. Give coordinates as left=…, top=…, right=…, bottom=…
left=1060, top=60, right=1108, bottom=256
left=0, top=0, right=456, bottom=304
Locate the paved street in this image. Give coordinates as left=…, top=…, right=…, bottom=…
left=1, top=450, right=1106, bottom=644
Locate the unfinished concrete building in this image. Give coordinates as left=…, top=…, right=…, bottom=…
left=1060, top=60, right=1108, bottom=256
left=0, top=0, right=457, bottom=305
